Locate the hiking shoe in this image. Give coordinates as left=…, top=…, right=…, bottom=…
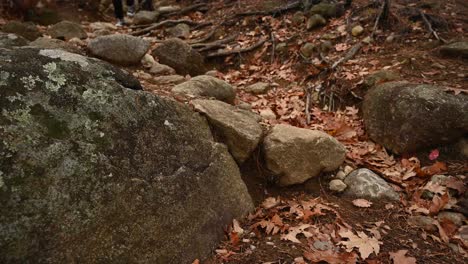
left=115, top=19, right=126, bottom=27
left=127, top=6, right=135, bottom=17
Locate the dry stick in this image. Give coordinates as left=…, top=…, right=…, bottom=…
left=186, top=27, right=217, bottom=44
left=234, top=1, right=301, bottom=17
left=270, top=31, right=275, bottom=63
left=205, top=38, right=267, bottom=58
left=420, top=11, right=446, bottom=43
left=305, top=86, right=312, bottom=124
left=331, top=42, right=363, bottom=69
left=371, top=0, right=387, bottom=38
left=131, top=19, right=202, bottom=36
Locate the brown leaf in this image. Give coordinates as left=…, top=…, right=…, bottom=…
left=389, top=250, right=416, bottom=264
left=304, top=250, right=358, bottom=264
left=445, top=176, right=466, bottom=194
left=191, top=259, right=200, bottom=264
left=281, top=224, right=313, bottom=243
left=338, top=229, right=382, bottom=260
left=352, top=199, right=373, bottom=208
left=262, top=197, right=280, bottom=209
left=419, top=161, right=447, bottom=176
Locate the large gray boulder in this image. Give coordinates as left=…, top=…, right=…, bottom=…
left=152, top=38, right=206, bottom=76
left=344, top=169, right=399, bottom=201
left=133, top=11, right=160, bottom=25
left=192, top=99, right=263, bottom=163
left=172, top=75, right=236, bottom=103
left=0, top=48, right=253, bottom=263
left=88, top=34, right=150, bottom=65
left=0, top=33, right=29, bottom=48
left=47, top=21, right=87, bottom=40
left=363, top=82, right=468, bottom=154
left=440, top=41, right=468, bottom=58
left=263, top=124, right=346, bottom=186
left=1, top=21, right=41, bottom=41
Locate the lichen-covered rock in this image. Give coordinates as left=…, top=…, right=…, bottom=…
left=363, top=82, right=468, bottom=154
left=363, top=70, right=399, bottom=88
left=344, top=169, right=399, bottom=201
left=440, top=41, right=468, bottom=58
left=133, top=10, right=160, bottom=25
left=0, top=33, right=29, bottom=48
left=30, top=37, right=81, bottom=54
left=263, top=124, right=346, bottom=186
left=166, top=23, right=191, bottom=39
left=0, top=48, right=253, bottom=263
left=152, top=38, right=207, bottom=76
left=88, top=34, right=150, bottom=65
left=306, top=14, right=327, bottom=30
left=47, top=21, right=87, bottom=40
left=172, top=75, right=236, bottom=103
left=1, top=21, right=41, bottom=41
left=245, top=82, right=270, bottom=94
left=192, top=99, right=263, bottom=163
left=308, top=2, right=337, bottom=18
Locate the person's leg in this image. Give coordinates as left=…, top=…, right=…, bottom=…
left=112, top=0, right=124, bottom=19
left=126, top=0, right=135, bottom=16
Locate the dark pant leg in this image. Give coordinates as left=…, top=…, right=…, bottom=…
left=142, top=0, right=154, bottom=11
left=112, top=0, right=124, bottom=19
left=126, top=0, right=134, bottom=7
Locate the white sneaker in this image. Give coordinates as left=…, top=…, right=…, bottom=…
left=127, top=6, right=135, bottom=17
left=115, top=19, right=125, bottom=27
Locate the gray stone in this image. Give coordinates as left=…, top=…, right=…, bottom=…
left=344, top=169, right=399, bottom=200
left=88, top=34, right=150, bottom=65
left=29, top=37, right=81, bottom=54
left=440, top=42, right=468, bottom=58
left=192, top=99, right=263, bottom=163
left=0, top=47, right=253, bottom=263
left=320, top=40, right=333, bottom=53
left=335, top=170, right=346, bottom=180
left=351, top=25, right=364, bottom=36
left=329, top=179, right=347, bottom=192
left=94, top=29, right=112, bottom=37
left=275, top=42, right=288, bottom=53
left=167, top=23, right=191, bottom=39
left=2, top=21, right=41, bottom=41
left=408, top=216, right=437, bottom=231
left=152, top=74, right=186, bottom=85
left=149, top=62, right=176, bottom=75
left=363, top=82, right=468, bottom=154
left=363, top=70, right=399, bottom=88
left=152, top=38, right=206, bottom=76
left=89, top=22, right=117, bottom=32
left=172, top=75, right=236, bottom=103
left=438, top=211, right=466, bottom=227
left=47, top=21, right=87, bottom=40
left=300, top=42, right=316, bottom=57
left=308, top=2, right=337, bottom=18
left=0, top=33, right=29, bottom=48
left=245, top=82, right=270, bottom=94
left=263, top=124, right=346, bottom=186
left=306, top=14, right=327, bottom=30
left=292, top=11, right=305, bottom=25
left=133, top=11, right=160, bottom=25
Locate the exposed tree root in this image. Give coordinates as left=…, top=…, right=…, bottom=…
left=192, top=34, right=239, bottom=52
left=205, top=38, right=267, bottom=58
left=131, top=19, right=205, bottom=36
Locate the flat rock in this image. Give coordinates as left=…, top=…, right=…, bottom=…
left=0, top=47, right=253, bottom=263
left=30, top=37, right=81, bottom=54
left=88, top=34, right=150, bottom=65
left=192, top=99, right=263, bottom=163
left=47, top=21, right=87, bottom=40
left=133, top=11, right=159, bottom=25
left=263, top=124, right=346, bottom=186
left=149, top=62, right=176, bottom=75
left=152, top=74, right=186, bottom=85
left=151, top=38, right=206, bottom=76
left=344, top=169, right=399, bottom=200
left=172, top=75, right=236, bottom=103
left=166, top=23, right=191, bottom=39
left=363, top=82, right=468, bottom=154
left=2, top=21, right=41, bottom=41
left=440, top=41, right=468, bottom=58
left=245, top=82, right=270, bottom=94
left=0, top=33, right=29, bottom=48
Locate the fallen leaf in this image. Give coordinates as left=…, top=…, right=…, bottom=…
left=304, top=250, right=358, bottom=264
left=281, top=224, right=313, bottom=243
left=352, top=199, right=373, bottom=208
left=262, top=197, right=280, bottom=209
left=338, top=229, right=382, bottom=260
left=389, top=250, right=416, bottom=264
left=232, top=219, right=244, bottom=235
left=191, top=259, right=200, bottom=264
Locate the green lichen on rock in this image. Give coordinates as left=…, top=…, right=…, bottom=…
left=0, top=48, right=253, bottom=263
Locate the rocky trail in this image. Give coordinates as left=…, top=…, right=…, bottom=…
left=0, top=0, right=467, bottom=263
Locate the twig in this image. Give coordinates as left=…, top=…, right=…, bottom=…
left=234, top=1, right=301, bottom=17
left=131, top=19, right=203, bottom=36
left=305, top=86, right=312, bottom=124
left=205, top=38, right=267, bottom=58
left=371, top=0, right=387, bottom=38
left=420, top=11, right=446, bottom=43
left=270, top=31, right=275, bottom=63
left=331, top=43, right=362, bottom=69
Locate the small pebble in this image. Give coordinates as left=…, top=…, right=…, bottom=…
left=352, top=25, right=364, bottom=36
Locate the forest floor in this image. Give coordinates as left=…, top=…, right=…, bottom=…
left=2, top=0, right=467, bottom=263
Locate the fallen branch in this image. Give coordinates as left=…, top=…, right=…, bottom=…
left=270, top=31, right=275, bottom=63
left=187, top=27, right=217, bottom=44
left=234, top=1, right=301, bottom=17
left=192, top=34, right=238, bottom=52
left=205, top=38, right=267, bottom=58
left=331, top=43, right=362, bottom=69
left=420, top=10, right=446, bottom=43
left=131, top=19, right=203, bottom=36
left=371, top=0, right=387, bottom=38
left=162, top=3, right=208, bottom=18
